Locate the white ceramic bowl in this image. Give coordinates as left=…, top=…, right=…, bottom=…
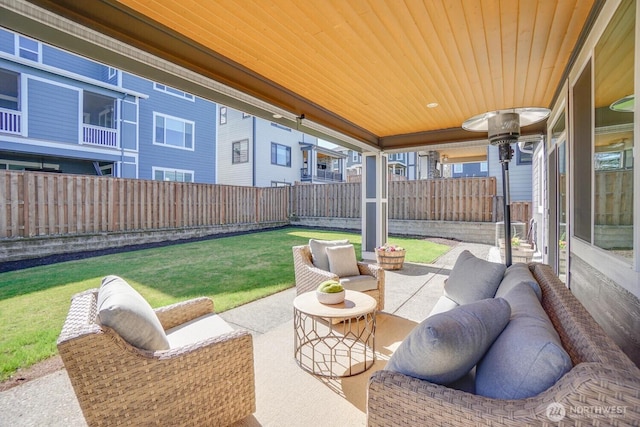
left=316, top=289, right=345, bottom=305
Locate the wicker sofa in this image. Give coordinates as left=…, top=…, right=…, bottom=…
left=368, top=262, right=640, bottom=426
left=58, top=287, right=255, bottom=427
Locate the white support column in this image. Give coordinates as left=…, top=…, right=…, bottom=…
left=361, top=152, right=388, bottom=260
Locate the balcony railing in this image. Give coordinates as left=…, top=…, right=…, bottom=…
left=82, top=124, right=117, bottom=147
left=300, top=168, right=343, bottom=182
left=0, top=108, right=21, bottom=135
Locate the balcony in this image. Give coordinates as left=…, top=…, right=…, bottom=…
left=82, top=124, right=117, bottom=148
left=300, top=168, right=343, bottom=182
left=0, top=108, right=21, bottom=135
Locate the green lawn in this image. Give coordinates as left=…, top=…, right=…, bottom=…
left=0, top=227, right=450, bottom=381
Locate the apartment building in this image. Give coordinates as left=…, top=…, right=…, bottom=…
left=0, top=27, right=217, bottom=183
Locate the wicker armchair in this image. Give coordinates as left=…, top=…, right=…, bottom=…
left=58, top=289, right=255, bottom=427
left=292, top=244, right=385, bottom=310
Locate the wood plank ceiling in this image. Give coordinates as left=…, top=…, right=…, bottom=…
left=22, top=0, right=597, bottom=151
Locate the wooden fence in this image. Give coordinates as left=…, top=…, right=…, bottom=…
left=1, top=171, right=539, bottom=240
left=595, top=170, right=633, bottom=225
left=0, top=171, right=289, bottom=238
left=291, top=177, right=501, bottom=222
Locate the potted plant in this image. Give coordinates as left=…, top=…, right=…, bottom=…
left=375, top=243, right=406, bottom=270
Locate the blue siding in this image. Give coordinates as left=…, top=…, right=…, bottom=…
left=0, top=28, right=14, bottom=54
left=121, top=122, right=137, bottom=150
left=452, top=163, right=488, bottom=178
left=123, top=74, right=216, bottom=183
left=43, top=46, right=109, bottom=82
left=121, top=162, right=137, bottom=178
left=27, top=79, right=78, bottom=143
left=488, top=144, right=532, bottom=201
left=122, top=101, right=137, bottom=122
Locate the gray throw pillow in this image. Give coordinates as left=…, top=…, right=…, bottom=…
left=97, top=275, right=170, bottom=351
left=495, top=263, right=542, bottom=301
left=385, top=298, right=511, bottom=384
left=444, top=250, right=506, bottom=305
left=308, top=239, right=349, bottom=271
left=475, top=283, right=573, bottom=399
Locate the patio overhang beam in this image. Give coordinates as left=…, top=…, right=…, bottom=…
left=379, top=120, right=546, bottom=152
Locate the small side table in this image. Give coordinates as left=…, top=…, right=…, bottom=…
left=293, top=290, right=376, bottom=377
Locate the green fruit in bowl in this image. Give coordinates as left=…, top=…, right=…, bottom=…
left=317, top=280, right=344, bottom=293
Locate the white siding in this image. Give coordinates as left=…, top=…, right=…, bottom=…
left=217, top=107, right=253, bottom=186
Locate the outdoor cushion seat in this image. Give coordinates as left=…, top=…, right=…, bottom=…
left=57, top=277, right=256, bottom=427
left=292, top=241, right=385, bottom=311
left=165, top=312, right=234, bottom=348
left=339, top=274, right=379, bottom=292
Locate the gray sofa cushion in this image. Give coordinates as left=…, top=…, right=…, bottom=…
left=495, top=263, right=542, bottom=301
left=309, top=239, right=349, bottom=271
left=385, top=298, right=511, bottom=384
left=476, top=283, right=573, bottom=399
left=444, top=250, right=506, bottom=305
left=97, top=275, right=170, bottom=351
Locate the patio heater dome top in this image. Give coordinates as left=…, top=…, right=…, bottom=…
left=461, top=107, right=551, bottom=132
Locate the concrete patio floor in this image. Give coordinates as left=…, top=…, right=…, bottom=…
left=0, top=242, right=500, bottom=427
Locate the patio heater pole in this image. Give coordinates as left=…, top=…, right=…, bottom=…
left=499, top=143, right=513, bottom=267
left=488, top=113, right=520, bottom=267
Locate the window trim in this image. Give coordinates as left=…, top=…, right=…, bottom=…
left=153, top=83, right=195, bottom=101
left=232, top=139, right=249, bottom=164
left=271, top=142, right=291, bottom=167
left=220, top=106, right=227, bottom=125
left=153, top=112, right=195, bottom=151
left=16, top=35, right=41, bottom=62
left=152, top=166, right=195, bottom=182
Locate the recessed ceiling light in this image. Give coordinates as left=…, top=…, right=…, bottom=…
left=427, top=102, right=439, bottom=108
left=272, top=114, right=283, bottom=119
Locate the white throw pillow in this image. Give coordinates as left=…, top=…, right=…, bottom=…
left=96, top=275, right=170, bottom=351
left=326, top=244, right=360, bottom=277
left=385, top=298, right=511, bottom=384
left=308, top=239, right=349, bottom=271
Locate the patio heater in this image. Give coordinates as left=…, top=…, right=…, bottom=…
left=463, top=108, right=550, bottom=266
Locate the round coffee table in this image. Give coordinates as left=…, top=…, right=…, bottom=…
left=293, top=290, right=376, bottom=377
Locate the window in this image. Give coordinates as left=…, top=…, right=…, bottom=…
left=516, top=144, right=533, bottom=165
left=480, top=161, right=488, bottom=172
left=17, top=36, right=40, bottom=62
left=154, top=113, right=194, bottom=150
left=591, top=0, right=634, bottom=261
left=271, top=142, right=291, bottom=167
left=107, top=67, right=117, bottom=80
left=153, top=167, right=194, bottom=182
left=219, top=106, right=227, bottom=124
left=232, top=139, right=249, bottom=164
left=83, top=92, right=116, bottom=128
left=153, top=83, right=194, bottom=101
left=453, top=163, right=463, bottom=173
left=0, top=69, right=19, bottom=110
left=352, top=151, right=359, bottom=162
left=573, top=61, right=592, bottom=243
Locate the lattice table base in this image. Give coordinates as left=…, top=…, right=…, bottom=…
left=294, top=310, right=376, bottom=377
